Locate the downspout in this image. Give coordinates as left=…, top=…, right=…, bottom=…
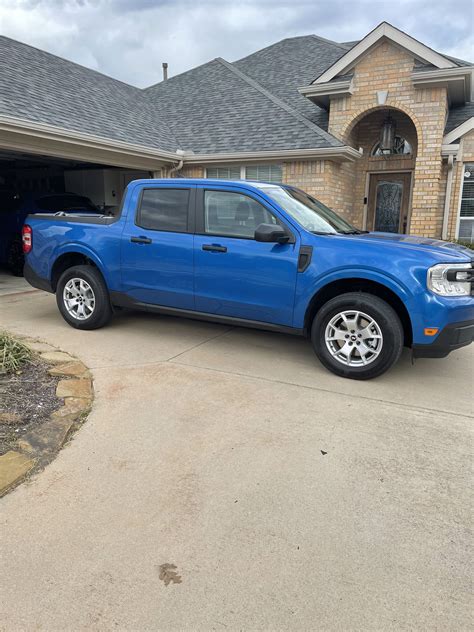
left=441, top=154, right=454, bottom=240
left=168, top=159, right=184, bottom=177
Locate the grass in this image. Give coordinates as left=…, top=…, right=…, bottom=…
left=0, top=332, right=32, bottom=375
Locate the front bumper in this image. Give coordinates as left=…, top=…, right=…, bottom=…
left=412, top=319, right=474, bottom=358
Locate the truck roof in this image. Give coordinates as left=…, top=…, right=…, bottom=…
left=129, top=178, right=282, bottom=191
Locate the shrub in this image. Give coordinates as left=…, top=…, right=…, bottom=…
left=0, top=332, right=31, bottom=374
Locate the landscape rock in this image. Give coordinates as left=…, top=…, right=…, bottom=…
left=48, top=362, right=90, bottom=378
left=0, top=412, right=22, bottom=425
left=0, top=451, right=35, bottom=495
left=56, top=379, right=92, bottom=399
left=40, top=351, right=74, bottom=364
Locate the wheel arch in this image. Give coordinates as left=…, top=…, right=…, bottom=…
left=304, top=277, right=413, bottom=347
left=51, top=249, right=108, bottom=291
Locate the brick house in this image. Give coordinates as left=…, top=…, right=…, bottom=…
left=0, top=22, right=473, bottom=242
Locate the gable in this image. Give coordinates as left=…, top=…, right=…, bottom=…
left=313, top=22, right=456, bottom=85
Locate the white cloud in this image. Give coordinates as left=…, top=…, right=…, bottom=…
left=0, top=0, right=471, bottom=87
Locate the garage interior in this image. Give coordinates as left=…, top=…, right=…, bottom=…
left=0, top=147, right=150, bottom=287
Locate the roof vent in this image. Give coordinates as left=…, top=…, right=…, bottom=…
left=162, top=62, right=168, bottom=81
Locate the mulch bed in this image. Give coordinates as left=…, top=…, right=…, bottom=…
left=0, top=359, right=63, bottom=456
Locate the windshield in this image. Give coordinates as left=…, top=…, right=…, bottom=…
left=264, top=186, right=360, bottom=235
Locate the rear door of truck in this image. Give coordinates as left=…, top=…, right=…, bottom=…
left=120, top=182, right=195, bottom=309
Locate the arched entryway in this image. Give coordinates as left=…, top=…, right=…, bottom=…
left=344, top=107, right=419, bottom=233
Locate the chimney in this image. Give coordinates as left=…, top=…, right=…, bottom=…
left=162, top=62, right=168, bottom=81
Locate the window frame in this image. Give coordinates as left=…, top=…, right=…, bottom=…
left=135, top=185, right=196, bottom=234
left=456, top=163, right=474, bottom=243
left=195, top=186, right=294, bottom=242
left=204, top=164, right=283, bottom=183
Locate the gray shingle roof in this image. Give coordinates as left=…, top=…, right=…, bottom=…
left=233, top=35, right=348, bottom=129
left=445, top=102, right=474, bottom=135
left=144, top=57, right=343, bottom=154
left=0, top=35, right=179, bottom=152
left=1, top=31, right=472, bottom=157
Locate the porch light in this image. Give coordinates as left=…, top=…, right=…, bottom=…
left=379, top=115, right=396, bottom=154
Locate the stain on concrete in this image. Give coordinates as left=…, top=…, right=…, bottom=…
left=158, top=563, right=182, bottom=586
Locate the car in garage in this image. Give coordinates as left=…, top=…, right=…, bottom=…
left=0, top=191, right=98, bottom=275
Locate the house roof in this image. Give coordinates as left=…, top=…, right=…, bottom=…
left=0, top=27, right=471, bottom=159
left=0, top=35, right=180, bottom=153
left=445, top=102, right=474, bottom=135
left=233, top=35, right=348, bottom=129
left=144, top=56, right=343, bottom=154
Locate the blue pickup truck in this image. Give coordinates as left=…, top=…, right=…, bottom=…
left=23, top=178, right=473, bottom=379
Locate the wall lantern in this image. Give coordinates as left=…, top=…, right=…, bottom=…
left=379, top=115, right=396, bottom=154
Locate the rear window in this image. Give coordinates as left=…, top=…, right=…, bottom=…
left=137, top=188, right=190, bottom=232
left=36, top=195, right=97, bottom=212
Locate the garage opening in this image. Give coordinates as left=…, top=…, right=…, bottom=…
left=0, top=149, right=149, bottom=284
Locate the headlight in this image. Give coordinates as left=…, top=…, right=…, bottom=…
left=427, top=263, right=473, bottom=296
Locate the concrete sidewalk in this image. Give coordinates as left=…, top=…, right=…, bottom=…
left=0, top=290, right=472, bottom=631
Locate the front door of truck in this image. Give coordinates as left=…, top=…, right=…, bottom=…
left=121, top=184, right=195, bottom=309
left=193, top=186, right=299, bottom=326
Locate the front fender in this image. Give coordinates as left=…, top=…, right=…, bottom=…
left=294, top=266, right=417, bottom=329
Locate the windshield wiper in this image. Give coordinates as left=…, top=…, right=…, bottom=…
left=338, top=229, right=369, bottom=235
left=311, top=231, right=337, bottom=235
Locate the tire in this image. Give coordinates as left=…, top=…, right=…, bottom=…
left=311, top=292, right=404, bottom=380
left=56, top=265, right=113, bottom=330
left=7, top=237, right=25, bottom=276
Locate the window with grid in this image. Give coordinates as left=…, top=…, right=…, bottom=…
left=245, top=165, right=282, bottom=183
left=459, top=164, right=474, bottom=244
left=206, top=166, right=242, bottom=180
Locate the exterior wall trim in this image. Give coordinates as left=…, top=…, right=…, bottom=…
left=313, top=21, right=456, bottom=85
left=184, top=147, right=362, bottom=165
left=443, top=118, right=474, bottom=145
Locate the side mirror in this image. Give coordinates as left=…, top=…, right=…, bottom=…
left=254, top=223, right=290, bottom=244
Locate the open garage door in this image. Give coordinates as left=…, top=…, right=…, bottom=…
left=0, top=148, right=149, bottom=279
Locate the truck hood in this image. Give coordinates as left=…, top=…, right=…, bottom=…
left=344, top=232, right=473, bottom=262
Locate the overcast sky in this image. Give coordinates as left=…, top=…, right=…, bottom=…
left=0, top=0, right=472, bottom=87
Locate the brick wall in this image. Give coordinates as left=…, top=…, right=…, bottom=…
left=327, top=40, right=449, bottom=237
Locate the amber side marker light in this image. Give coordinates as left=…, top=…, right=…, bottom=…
left=424, top=328, right=439, bottom=336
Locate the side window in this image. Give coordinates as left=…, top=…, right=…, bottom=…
left=137, top=188, right=189, bottom=232
left=204, top=190, right=278, bottom=239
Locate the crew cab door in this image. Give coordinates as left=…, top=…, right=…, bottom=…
left=120, top=183, right=195, bottom=308
left=193, top=185, right=299, bottom=326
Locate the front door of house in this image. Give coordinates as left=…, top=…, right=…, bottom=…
left=367, top=173, right=411, bottom=233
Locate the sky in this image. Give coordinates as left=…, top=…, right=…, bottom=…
left=0, top=0, right=472, bottom=88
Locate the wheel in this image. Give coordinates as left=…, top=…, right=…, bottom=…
left=311, top=292, right=404, bottom=380
left=56, top=265, right=113, bottom=330
left=7, top=237, right=24, bottom=276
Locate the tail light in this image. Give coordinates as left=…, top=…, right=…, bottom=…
left=22, top=224, right=32, bottom=254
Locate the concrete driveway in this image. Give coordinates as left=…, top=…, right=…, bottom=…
left=0, top=286, right=472, bottom=631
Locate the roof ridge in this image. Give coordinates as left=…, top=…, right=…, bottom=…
left=143, top=58, right=222, bottom=91
left=309, top=34, right=350, bottom=52
left=216, top=57, right=341, bottom=146
left=0, top=34, right=141, bottom=91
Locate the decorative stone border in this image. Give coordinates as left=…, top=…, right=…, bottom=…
left=0, top=337, right=93, bottom=497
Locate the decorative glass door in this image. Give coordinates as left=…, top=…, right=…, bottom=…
left=367, top=173, right=411, bottom=233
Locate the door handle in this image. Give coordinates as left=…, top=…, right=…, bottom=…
left=202, top=244, right=227, bottom=253
left=130, top=236, right=152, bottom=244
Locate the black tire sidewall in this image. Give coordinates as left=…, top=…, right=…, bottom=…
left=311, top=293, right=404, bottom=380
left=56, top=265, right=112, bottom=330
